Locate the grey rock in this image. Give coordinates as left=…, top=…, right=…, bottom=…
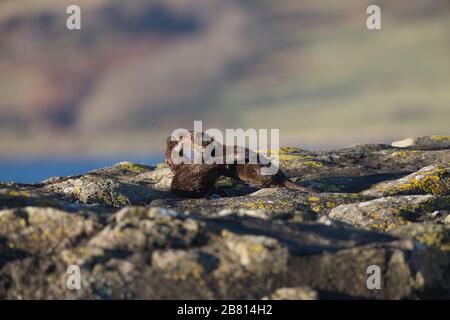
left=1, top=138, right=450, bottom=299
left=392, top=136, right=450, bottom=150
left=329, top=195, right=450, bottom=231
left=362, top=165, right=450, bottom=197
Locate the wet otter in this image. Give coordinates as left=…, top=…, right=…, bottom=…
left=165, top=132, right=312, bottom=198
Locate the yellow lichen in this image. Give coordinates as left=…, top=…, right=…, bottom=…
left=392, top=150, right=418, bottom=157
left=302, top=161, right=324, bottom=168
left=369, top=219, right=410, bottom=232
left=280, top=147, right=303, bottom=153
left=6, top=190, right=31, bottom=197
left=387, top=166, right=449, bottom=196
left=243, top=200, right=292, bottom=211
left=431, top=135, right=450, bottom=141
left=325, top=202, right=338, bottom=209
left=118, top=162, right=150, bottom=173
left=416, top=231, right=450, bottom=251
left=73, top=186, right=82, bottom=195
left=278, top=154, right=304, bottom=161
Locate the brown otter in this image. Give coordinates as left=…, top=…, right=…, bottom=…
left=166, top=132, right=312, bottom=197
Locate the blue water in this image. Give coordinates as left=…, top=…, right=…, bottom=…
left=0, top=155, right=163, bottom=184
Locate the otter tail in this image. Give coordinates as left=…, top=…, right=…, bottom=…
left=281, top=178, right=312, bottom=193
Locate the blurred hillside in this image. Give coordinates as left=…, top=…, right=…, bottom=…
left=0, top=0, right=449, bottom=156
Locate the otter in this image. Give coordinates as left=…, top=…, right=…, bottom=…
left=165, top=132, right=312, bottom=198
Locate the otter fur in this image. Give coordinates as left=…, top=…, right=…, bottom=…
left=165, top=132, right=312, bottom=197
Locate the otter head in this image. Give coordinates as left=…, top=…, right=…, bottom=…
left=165, top=131, right=219, bottom=171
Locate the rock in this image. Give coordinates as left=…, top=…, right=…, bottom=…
left=392, top=136, right=450, bottom=150
left=154, top=188, right=365, bottom=216
left=362, top=165, right=450, bottom=197
left=86, top=207, right=207, bottom=253
left=445, top=215, right=450, bottom=225
left=216, top=230, right=289, bottom=277
left=135, top=167, right=173, bottom=191
left=329, top=195, right=450, bottom=231
left=0, top=207, right=98, bottom=255
left=44, top=175, right=132, bottom=207
left=391, top=223, right=450, bottom=251
left=262, top=287, right=318, bottom=300
left=151, top=249, right=209, bottom=280
left=0, top=206, right=449, bottom=299
left=1, top=138, right=450, bottom=299
left=216, top=208, right=269, bottom=219
left=0, top=187, right=71, bottom=210
left=42, top=165, right=169, bottom=208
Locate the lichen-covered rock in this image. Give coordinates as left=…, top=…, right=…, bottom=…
left=362, top=165, right=450, bottom=197
left=391, top=223, right=450, bottom=251
left=329, top=195, right=450, bottom=231
left=1, top=137, right=450, bottom=299
left=62, top=207, right=209, bottom=268
left=134, top=166, right=173, bottom=191
left=0, top=206, right=449, bottom=299
left=0, top=207, right=98, bottom=255
left=42, top=166, right=169, bottom=208
left=0, top=187, right=71, bottom=210
left=262, top=287, right=318, bottom=300
left=213, top=230, right=289, bottom=278
left=152, top=188, right=366, bottom=217
left=392, top=136, right=450, bottom=150
left=151, top=249, right=210, bottom=280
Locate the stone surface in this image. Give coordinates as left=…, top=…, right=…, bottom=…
left=362, top=165, right=450, bottom=197
left=262, top=287, right=318, bottom=300
left=329, top=195, right=450, bottom=231
left=1, top=136, right=450, bottom=299
left=392, top=136, right=450, bottom=150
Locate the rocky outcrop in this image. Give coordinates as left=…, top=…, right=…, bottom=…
left=1, top=136, right=450, bottom=299
left=329, top=195, right=449, bottom=231
left=362, top=165, right=450, bottom=197
left=392, top=136, right=450, bottom=150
